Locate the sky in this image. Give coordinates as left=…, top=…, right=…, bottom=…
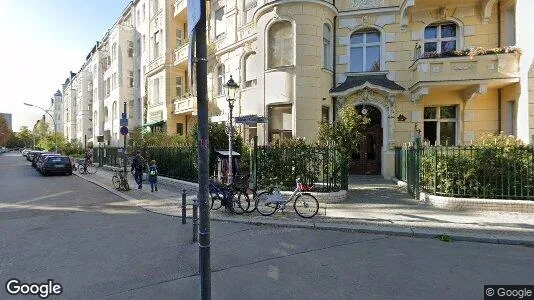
left=0, top=0, right=131, bottom=132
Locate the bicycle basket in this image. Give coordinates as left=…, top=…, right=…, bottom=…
left=297, top=182, right=314, bottom=192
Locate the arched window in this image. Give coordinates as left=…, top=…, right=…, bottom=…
left=112, top=101, right=117, bottom=120
left=350, top=29, right=381, bottom=72
left=216, top=64, right=225, bottom=96
left=268, top=21, right=293, bottom=68
left=244, top=52, right=257, bottom=87
left=323, top=23, right=332, bottom=70
left=424, top=23, right=458, bottom=53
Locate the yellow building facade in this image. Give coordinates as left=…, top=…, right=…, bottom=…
left=165, top=0, right=533, bottom=179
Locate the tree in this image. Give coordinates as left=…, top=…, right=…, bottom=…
left=38, top=132, right=66, bottom=151
left=316, top=105, right=370, bottom=156
left=16, top=126, right=34, bottom=148
left=0, top=116, right=13, bottom=147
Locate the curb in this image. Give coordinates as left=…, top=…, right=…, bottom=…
left=74, top=173, right=534, bottom=247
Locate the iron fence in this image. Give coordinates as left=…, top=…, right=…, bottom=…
left=395, top=146, right=534, bottom=200
left=253, top=145, right=347, bottom=192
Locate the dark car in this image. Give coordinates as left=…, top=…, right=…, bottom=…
left=29, top=151, right=45, bottom=164
left=32, top=152, right=51, bottom=168
left=37, top=153, right=61, bottom=173
left=41, top=156, right=73, bottom=176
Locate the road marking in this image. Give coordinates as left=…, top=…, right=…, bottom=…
left=15, top=191, right=73, bottom=204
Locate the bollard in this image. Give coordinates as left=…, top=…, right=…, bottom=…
left=181, top=189, right=187, bottom=224
left=192, top=198, right=198, bottom=243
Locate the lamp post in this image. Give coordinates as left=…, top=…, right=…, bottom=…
left=223, top=75, right=239, bottom=184
left=24, top=102, right=58, bottom=153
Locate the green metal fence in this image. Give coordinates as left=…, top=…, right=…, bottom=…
left=93, top=146, right=198, bottom=182
left=253, top=145, right=347, bottom=192
left=395, top=146, right=534, bottom=200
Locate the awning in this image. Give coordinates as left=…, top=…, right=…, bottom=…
left=215, top=150, right=241, bottom=157
left=330, top=73, right=405, bottom=97
left=142, top=120, right=165, bottom=127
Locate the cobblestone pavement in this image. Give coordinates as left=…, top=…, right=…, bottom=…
left=76, top=168, right=534, bottom=245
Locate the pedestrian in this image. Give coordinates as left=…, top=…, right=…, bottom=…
left=131, top=150, right=144, bottom=189
left=148, top=159, right=158, bottom=192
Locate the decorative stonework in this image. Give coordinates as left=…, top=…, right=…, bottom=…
left=350, top=0, right=385, bottom=10
left=437, top=7, right=448, bottom=20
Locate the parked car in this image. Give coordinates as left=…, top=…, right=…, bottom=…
left=32, top=152, right=53, bottom=168
left=40, top=156, right=73, bottom=176
left=28, top=151, right=44, bottom=163
left=22, top=149, right=30, bottom=157
left=37, top=153, right=61, bottom=173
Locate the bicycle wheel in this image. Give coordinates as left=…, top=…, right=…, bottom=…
left=210, top=194, right=223, bottom=210
left=227, top=192, right=246, bottom=215
left=122, top=180, right=130, bottom=191
left=237, top=188, right=255, bottom=213
left=77, top=164, right=85, bottom=174
left=293, top=193, right=319, bottom=218
left=255, top=191, right=278, bottom=216
left=86, top=164, right=97, bottom=174
left=112, top=175, right=121, bottom=189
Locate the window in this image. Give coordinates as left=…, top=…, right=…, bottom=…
left=112, top=43, right=117, bottom=62
left=129, top=71, right=134, bottom=88
left=424, top=23, right=457, bottom=53
left=268, top=21, right=293, bottom=68
left=505, top=101, right=516, bottom=135
left=112, top=101, right=117, bottom=120
left=215, top=7, right=225, bottom=38
left=112, top=73, right=117, bottom=90
left=142, top=4, right=146, bottom=21
left=137, top=10, right=140, bottom=25
left=176, top=27, right=184, bottom=47
left=176, top=77, right=183, bottom=97
left=423, top=106, right=457, bottom=146
left=350, top=29, right=380, bottom=72
left=244, top=53, right=257, bottom=87
left=127, top=41, right=134, bottom=57
left=322, top=106, right=329, bottom=123
left=217, top=64, right=225, bottom=96
left=142, top=34, right=146, bottom=52
left=323, top=24, right=332, bottom=70
left=245, top=0, right=257, bottom=24
left=505, top=6, right=516, bottom=46
left=153, top=0, right=159, bottom=15
left=176, top=123, right=184, bottom=135
left=154, top=31, right=160, bottom=57
left=105, top=78, right=111, bottom=97
left=153, top=78, right=160, bottom=104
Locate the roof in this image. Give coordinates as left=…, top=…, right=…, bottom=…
left=54, top=90, right=62, bottom=96
left=215, top=150, right=241, bottom=157
left=330, top=73, right=405, bottom=96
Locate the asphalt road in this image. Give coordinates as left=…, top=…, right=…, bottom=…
left=1, top=152, right=533, bottom=300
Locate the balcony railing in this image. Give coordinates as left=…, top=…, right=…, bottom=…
left=173, top=94, right=197, bottom=115
left=410, top=53, right=520, bottom=85
left=174, top=43, right=189, bottom=66
left=148, top=55, right=165, bottom=73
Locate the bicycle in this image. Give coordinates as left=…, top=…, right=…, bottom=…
left=77, top=160, right=97, bottom=174
left=255, top=178, right=319, bottom=218
left=208, top=177, right=250, bottom=214
left=112, top=168, right=130, bottom=191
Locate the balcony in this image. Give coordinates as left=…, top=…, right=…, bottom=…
left=409, top=53, right=520, bottom=102
left=237, top=22, right=256, bottom=41
left=174, top=0, right=186, bottom=19
left=173, top=95, right=197, bottom=115
left=148, top=55, right=165, bottom=74
left=174, top=43, right=189, bottom=66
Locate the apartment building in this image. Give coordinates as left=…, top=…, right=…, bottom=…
left=62, top=72, right=77, bottom=142
left=50, top=90, right=63, bottom=133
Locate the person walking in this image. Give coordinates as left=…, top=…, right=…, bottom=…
left=148, top=160, right=158, bottom=192
left=131, top=150, right=144, bottom=189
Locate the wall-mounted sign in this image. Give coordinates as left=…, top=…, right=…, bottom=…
left=234, top=115, right=268, bottom=125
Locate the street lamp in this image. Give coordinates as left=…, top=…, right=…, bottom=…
left=24, top=102, right=58, bottom=153
left=223, top=75, right=239, bottom=184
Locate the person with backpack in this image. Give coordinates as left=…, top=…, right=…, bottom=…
left=131, top=150, right=144, bottom=189
left=148, top=160, right=158, bottom=192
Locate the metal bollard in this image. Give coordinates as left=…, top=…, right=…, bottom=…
left=181, top=189, right=187, bottom=224
left=192, top=198, right=198, bottom=243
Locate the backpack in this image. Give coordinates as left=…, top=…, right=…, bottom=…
left=148, top=165, right=157, bottom=177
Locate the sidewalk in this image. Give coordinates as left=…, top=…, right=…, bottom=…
left=75, top=168, right=534, bottom=246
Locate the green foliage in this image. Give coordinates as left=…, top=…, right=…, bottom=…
left=16, top=126, right=34, bottom=148
left=316, top=105, right=369, bottom=157
left=129, top=127, right=192, bottom=148
left=436, top=234, right=454, bottom=242
left=420, top=133, right=534, bottom=199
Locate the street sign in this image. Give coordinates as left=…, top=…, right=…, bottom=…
left=234, top=115, right=268, bottom=125
left=117, top=147, right=123, bottom=154
left=120, top=118, right=128, bottom=127
left=121, top=112, right=127, bottom=119
left=120, top=126, right=129, bottom=135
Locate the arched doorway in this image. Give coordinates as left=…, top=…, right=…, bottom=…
left=350, top=104, right=382, bottom=175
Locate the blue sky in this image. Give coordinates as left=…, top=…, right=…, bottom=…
left=0, top=0, right=131, bottom=131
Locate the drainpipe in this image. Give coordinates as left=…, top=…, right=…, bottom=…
left=332, top=0, right=337, bottom=122
left=497, top=0, right=502, bottom=132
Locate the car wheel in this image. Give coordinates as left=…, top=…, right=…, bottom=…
left=41, top=171, right=47, bottom=176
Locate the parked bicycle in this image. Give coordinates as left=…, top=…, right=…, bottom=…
left=77, top=161, right=97, bottom=174
left=255, top=178, right=319, bottom=218
left=209, top=176, right=252, bottom=214
left=112, top=168, right=130, bottom=191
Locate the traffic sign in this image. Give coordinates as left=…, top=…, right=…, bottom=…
left=120, top=126, right=129, bottom=135
left=120, top=119, right=128, bottom=127
left=121, top=112, right=127, bottom=119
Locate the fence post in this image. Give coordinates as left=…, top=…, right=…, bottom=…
left=434, top=147, right=437, bottom=194
left=182, top=189, right=187, bottom=225
left=341, top=153, right=349, bottom=190
left=414, top=136, right=421, bottom=201
left=252, top=136, right=258, bottom=191
left=192, top=198, right=198, bottom=243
